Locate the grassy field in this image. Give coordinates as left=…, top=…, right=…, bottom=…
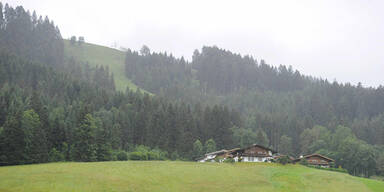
left=63, top=40, right=149, bottom=93
left=0, top=161, right=383, bottom=192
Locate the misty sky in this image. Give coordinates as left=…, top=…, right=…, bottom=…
left=4, top=0, right=384, bottom=87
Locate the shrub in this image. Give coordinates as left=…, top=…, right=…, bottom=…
left=171, top=151, right=179, bottom=161
left=223, top=158, right=235, bottom=163
left=126, top=146, right=169, bottom=161
left=147, top=151, right=158, bottom=160
left=129, top=151, right=147, bottom=160
left=116, top=151, right=128, bottom=161
left=49, top=148, right=65, bottom=162
left=215, top=156, right=224, bottom=162
left=299, top=158, right=308, bottom=166
left=148, top=148, right=168, bottom=160
left=276, top=156, right=291, bottom=165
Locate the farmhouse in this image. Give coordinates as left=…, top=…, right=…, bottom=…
left=293, top=154, right=334, bottom=168
left=198, top=144, right=277, bottom=163
left=234, top=144, right=277, bottom=162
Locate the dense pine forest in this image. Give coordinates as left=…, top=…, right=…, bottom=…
left=0, top=3, right=383, bottom=178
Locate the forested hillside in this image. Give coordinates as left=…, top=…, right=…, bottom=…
left=0, top=2, right=239, bottom=166
left=125, top=46, right=384, bottom=177
left=0, top=2, right=383, bottom=179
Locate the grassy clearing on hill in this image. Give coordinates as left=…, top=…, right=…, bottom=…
left=63, top=40, right=149, bottom=94
left=0, top=161, right=382, bottom=192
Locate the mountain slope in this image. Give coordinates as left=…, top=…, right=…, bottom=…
left=63, top=40, right=148, bottom=93
left=0, top=161, right=382, bottom=192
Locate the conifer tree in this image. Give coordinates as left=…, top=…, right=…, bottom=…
left=21, top=109, right=48, bottom=163
left=72, top=114, right=97, bottom=162
left=192, top=139, right=203, bottom=159
left=205, top=139, right=216, bottom=153
left=0, top=115, right=24, bottom=165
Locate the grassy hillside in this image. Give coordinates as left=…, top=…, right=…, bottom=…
left=0, top=161, right=382, bottom=192
left=63, top=40, right=149, bottom=93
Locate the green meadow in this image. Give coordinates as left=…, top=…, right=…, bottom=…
left=63, top=40, right=148, bottom=93
left=0, top=161, right=383, bottom=192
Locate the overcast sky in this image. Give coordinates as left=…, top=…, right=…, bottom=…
left=4, top=0, right=384, bottom=87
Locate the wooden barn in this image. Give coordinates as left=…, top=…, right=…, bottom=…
left=293, top=154, right=334, bottom=168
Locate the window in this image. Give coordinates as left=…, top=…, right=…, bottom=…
left=249, top=157, right=254, bottom=161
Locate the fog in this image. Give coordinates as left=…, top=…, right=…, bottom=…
left=5, top=0, right=384, bottom=87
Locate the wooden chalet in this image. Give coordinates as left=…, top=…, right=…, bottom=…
left=198, top=144, right=277, bottom=163
left=234, top=144, right=277, bottom=162
left=293, top=154, right=334, bottom=168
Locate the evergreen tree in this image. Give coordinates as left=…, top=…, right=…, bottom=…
left=279, top=135, right=293, bottom=156
left=72, top=114, right=97, bottom=162
left=0, top=2, right=3, bottom=29
left=255, top=129, right=269, bottom=147
left=205, top=139, right=216, bottom=153
left=140, top=45, right=150, bottom=56
left=0, top=115, right=25, bottom=165
left=21, top=109, right=48, bottom=163
left=192, top=139, right=203, bottom=159
left=232, top=127, right=257, bottom=148
left=78, top=36, right=85, bottom=45
left=70, top=36, right=76, bottom=45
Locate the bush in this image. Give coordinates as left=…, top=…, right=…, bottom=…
left=148, top=148, right=168, bottom=160
left=171, top=151, right=179, bottom=161
left=49, top=148, right=65, bottom=162
left=116, top=151, right=128, bottom=161
left=126, top=145, right=169, bottom=161
left=215, top=156, right=224, bottom=162
left=129, top=151, right=147, bottom=160
left=223, top=158, right=235, bottom=163
left=299, top=158, right=308, bottom=166
left=276, top=156, right=291, bottom=165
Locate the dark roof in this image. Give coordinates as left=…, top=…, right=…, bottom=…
left=294, top=154, right=334, bottom=162
left=242, top=144, right=277, bottom=153
left=195, top=156, right=206, bottom=161
left=205, top=149, right=228, bottom=156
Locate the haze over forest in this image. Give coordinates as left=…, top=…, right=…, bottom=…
left=0, top=0, right=384, bottom=183
left=5, top=0, right=384, bottom=87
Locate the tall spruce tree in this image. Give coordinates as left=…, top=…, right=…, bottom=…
left=21, top=109, right=48, bottom=163
left=72, top=114, right=97, bottom=162
left=0, top=115, right=24, bottom=165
